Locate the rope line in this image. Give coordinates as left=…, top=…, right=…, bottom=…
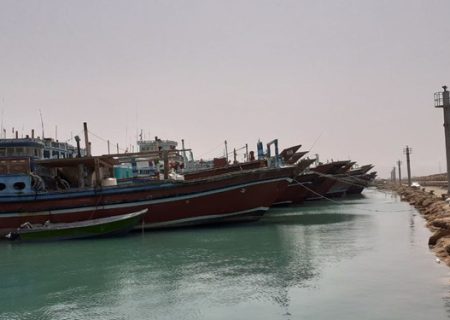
left=292, top=178, right=341, bottom=204
left=197, top=141, right=225, bottom=158
left=291, top=178, right=412, bottom=213
left=62, top=130, right=84, bottom=143
left=311, top=171, right=371, bottom=189
left=88, top=130, right=128, bottom=153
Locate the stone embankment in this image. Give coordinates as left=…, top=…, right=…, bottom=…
left=381, top=183, right=450, bottom=266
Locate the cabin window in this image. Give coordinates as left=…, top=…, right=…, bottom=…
left=43, top=150, right=50, bottom=158
left=34, top=148, right=39, bottom=157
left=0, top=183, right=5, bottom=191
left=0, top=148, right=5, bottom=156
left=13, top=182, right=26, bottom=190
left=15, top=147, right=24, bottom=155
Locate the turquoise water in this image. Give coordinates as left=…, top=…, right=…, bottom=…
left=1, top=188, right=450, bottom=319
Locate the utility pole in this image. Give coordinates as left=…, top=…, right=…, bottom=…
left=435, top=85, right=450, bottom=195
left=392, top=166, right=396, bottom=184
left=397, top=160, right=402, bottom=185
left=403, top=146, right=412, bottom=186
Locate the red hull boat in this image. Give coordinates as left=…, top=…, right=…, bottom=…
left=274, top=160, right=352, bottom=204
left=0, top=158, right=291, bottom=235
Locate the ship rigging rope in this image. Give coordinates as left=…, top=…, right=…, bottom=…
left=197, top=141, right=225, bottom=158
left=291, top=178, right=341, bottom=204
left=226, top=145, right=247, bottom=157
left=87, top=130, right=128, bottom=153
left=311, top=171, right=371, bottom=189
left=62, top=130, right=84, bottom=143
left=291, top=178, right=412, bottom=213
left=87, top=130, right=108, bottom=143
left=307, top=131, right=324, bottom=152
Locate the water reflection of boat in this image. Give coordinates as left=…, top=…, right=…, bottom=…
left=5, top=209, right=148, bottom=241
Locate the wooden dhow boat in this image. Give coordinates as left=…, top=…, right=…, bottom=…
left=274, top=160, right=352, bottom=204
left=321, top=164, right=375, bottom=197
left=345, top=166, right=377, bottom=194
left=0, top=156, right=291, bottom=236
left=179, top=143, right=315, bottom=207
left=303, top=160, right=354, bottom=200
left=323, top=161, right=356, bottom=198
left=5, top=209, right=148, bottom=241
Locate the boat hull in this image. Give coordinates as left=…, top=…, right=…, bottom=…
left=274, top=161, right=350, bottom=204
left=272, top=174, right=314, bottom=205
left=141, top=178, right=287, bottom=228
left=9, top=210, right=147, bottom=241
left=0, top=169, right=290, bottom=235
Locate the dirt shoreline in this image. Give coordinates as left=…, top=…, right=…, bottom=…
left=379, top=183, right=450, bottom=266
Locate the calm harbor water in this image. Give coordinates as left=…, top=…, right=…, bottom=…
left=1, top=188, right=450, bottom=320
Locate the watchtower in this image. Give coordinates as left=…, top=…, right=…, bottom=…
left=435, top=85, right=450, bottom=195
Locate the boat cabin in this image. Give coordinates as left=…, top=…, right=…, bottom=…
left=0, top=157, right=33, bottom=195
left=0, top=137, right=83, bottom=160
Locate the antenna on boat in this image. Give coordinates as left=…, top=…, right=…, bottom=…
left=39, top=109, right=45, bottom=139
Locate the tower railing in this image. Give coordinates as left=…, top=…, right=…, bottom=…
left=435, top=91, right=444, bottom=107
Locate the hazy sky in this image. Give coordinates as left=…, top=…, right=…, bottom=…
left=1, top=0, right=450, bottom=178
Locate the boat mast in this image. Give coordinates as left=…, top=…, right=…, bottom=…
left=83, top=122, right=91, bottom=157
left=224, top=140, right=228, bottom=163
left=39, top=109, right=45, bottom=139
